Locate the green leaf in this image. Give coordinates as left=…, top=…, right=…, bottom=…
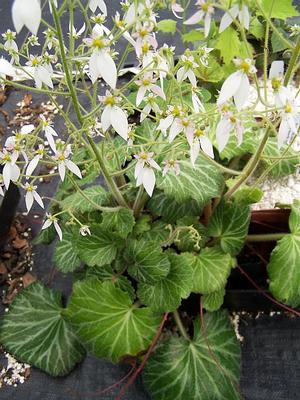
left=77, top=224, right=123, bottom=267
left=33, top=225, right=56, bottom=245
left=208, top=201, right=250, bottom=255
left=259, top=0, right=299, bottom=19
left=232, top=186, right=263, bottom=206
left=202, top=288, right=225, bottom=311
left=101, top=208, right=135, bottom=238
left=132, top=215, right=152, bottom=236
left=263, top=138, right=300, bottom=178
left=187, top=247, right=234, bottom=294
left=157, top=19, right=177, bottom=34
left=218, top=129, right=257, bottom=160
left=66, top=280, right=161, bottom=363
left=182, top=29, right=205, bottom=43
left=143, top=310, right=241, bottom=400
left=0, top=282, right=85, bottom=377
left=215, top=27, right=241, bottom=64
left=137, top=252, right=193, bottom=312
left=102, top=137, right=128, bottom=174
left=61, top=186, right=109, bottom=213
left=148, top=192, right=202, bottom=223
left=143, top=220, right=170, bottom=243
left=157, top=155, right=223, bottom=208
left=268, top=202, right=300, bottom=306
left=125, top=240, right=170, bottom=284
left=249, top=18, right=265, bottom=40
left=196, top=55, right=224, bottom=83
left=53, top=232, right=81, bottom=273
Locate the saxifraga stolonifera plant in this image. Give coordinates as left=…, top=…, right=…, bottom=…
left=0, top=0, right=300, bottom=398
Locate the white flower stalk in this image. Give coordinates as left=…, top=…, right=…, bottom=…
left=134, top=152, right=161, bottom=196
left=190, top=128, right=214, bottom=166
left=54, top=145, right=82, bottom=182
left=219, top=4, right=250, bottom=33
left=269, top=60, right=289, bottom=108
left=42, top=213, right=62, bottom=241
left=135, top=74, right=166, bottom=106
left=162, top=159, right=180, bottom=176
left=12, top=0, right=41, bottom=35
left=216, top=107, right=244, bottom=152
left=169, top=117, right=195, bottom=145
left=26, top=145, right=45, bottom=177
left=26, top=55, right=53, bottom=89
left=157, top=105, right=184, bottom=135
left=0, top=149, right=20, bottom=189
left=177, top=55, right=198, bottom=86
left=99, top=91, right=128, bottom=140
left=89, top=0, right=107, bottom=15
left=171, top=2, right=184, bottom=18
left=2, top=30, right=19, bottom=63
left=140, top=93, right=161, bottom=122
left=278, top=100, right=300, bottom=149
left=83, top=25, right=117, bottom=88
left=40, top=115, right=58, bottom=152
left=184, top=0, right=214, bottom=37
left=0, top=58, right=16, bottom=81
left=217, top=58, right=257, bottom=111
left=24, top=182, right=44, bottom=212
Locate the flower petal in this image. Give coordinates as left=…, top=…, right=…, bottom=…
left=0, top=58, right=15, bottom=77
left=239, top=5, right=250, bottom=30
left=110, top=106, right=128, bottom=140
left=190, top=141, right=200, bottom=167
left=54, top=221, right=63, bottom=241
left=217, top=71, right=243, bottom=106
left=169, top=120, right=183, bottom=142
left=97, top=51, right=117, bottom=89
left=58, top=162, right=66, bottom=181
left=26, top=156, right=40, bottom=177
left=233, top=73, right=249, bottom=110
left=101, top=105, right=112, bottom=132
left=216, top=118, right=231, bottom=152
left=65, top=160, right=82, bottom=179
left=33, top=191, right=44, bottom=209
left=150, top=84, right=166, bottom=100
left=142, top=167, right=156, bottom=197
left=200, top=136, right=214, bottom=158
left=25, top=191, right=34, bottom=213
left=136, top=86, right=147, bottom=106
left=219, top=5, right=239, bottom=33
left=184, top=10, right=204, bottom=25
left=278, top=118, right=290, bottom=149
left=269, top=60, right=284, bottom=79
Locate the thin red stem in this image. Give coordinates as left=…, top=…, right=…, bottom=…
left=115, top=313, right=169, bottom=400
left=237, top=265, right=300, bottom=317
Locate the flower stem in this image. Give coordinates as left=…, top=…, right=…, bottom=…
left=173, top=310, right=190, bottom=341
left=284, top=35, right=300, bottom=86
left=246, top=233, right=288, bottom=242
left=133, top=187, right=148, bottom=217
left=51, top=2, right=129, bottom=208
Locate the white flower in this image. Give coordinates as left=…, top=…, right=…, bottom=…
left=12, top=0, right=41, bottom=35
left=169, top=117, right=195, bottom=146
left=132, top=23, right=157, bottom=58
left=219, top=4, right=250, bottom=33
left=80, top=225, right=91, bottom=236
left=135, top=73, right=166, bottom=106
left=192, top=88, right=205, bottom=113
left=69, top=22, right=86, bottom=39
left=99, top=91, right=128, bottom=140
left=190, top=128, right=214, bottom=166
left=269, top=60, right=289, bottom=108
left=89, top=0, right=107, bottom=15
left=134, top=152, right=161, bottom=196
left=0, top=149, right=20, bottom=189
left=171, top=2, right=184, bottom=18
left=162, top=159, right=180, bottom=176
left=184, top=0, right=214, bottom=38
left=177, top=55, right=198, bottom=86
left=278, top=100, right=300, bottom=149
left=2, top=30, right=19, bottom=63
left=42, top=213, right=62, bottom=241
left=4, top=124, right=34, bottom=165
left=83, top=25, right=117, bottom=88
left=217, top=58, right=256, bottom=111
left=40, top=115, right=58, bottom=152
left=0, top=58, right=16, bottom=80
left=24, top=182, right=44, bottom=212
left=157, top=105, right=184, bottom=135
left=216, top=107, right=244, bottom=152
left=54, top=145, right=82, bottom=181
left=26, top=55, right=53, bottom=89
left=140, top=93, right=160, bottom=122
left=26, top=145, right=45, bottom=177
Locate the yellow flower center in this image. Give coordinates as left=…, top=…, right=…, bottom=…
left=285, top=104, right=292, bottom=113
left=3, top=154, right=11, bottom=162
left=202, top=3, right=209, bottom=12
left=92, top=37, right=104, bottom=49
left=195, top=128, right=205, bottom=137
left=26, top=185, right=33, bottom=192
left=230, top=116, right=237, bottom=124
left=240, top=61, right=250, bottom=73
left=142, top=42, right=150, bottom=54
left=32, top=57, right=39, bottom=66
left=140, top=153, right=149, bottom=161
left=142, top=79, right=151, bottom=86
left=181, top=119, right=190, bottom=127
left=104, top=96, right=116, bottom=106
left=139, top=29, right=148, bottom=38
left=271, top=77, right=281, bottom=90
left=58, top=154, right=65, bottom=161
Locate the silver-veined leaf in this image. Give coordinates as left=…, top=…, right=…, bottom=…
left=101, top=208, right=135, bottom=238
left=143, top=310, right=241, bottom=400
left=53, top=232, right=81, bottom=273
left=61, top=186, right=109, bottom=213
left=0, top=282, right=85, bottom=377
left=202, top=288, right=225, bottom=312
left=66, top=280, right=161, bottom=363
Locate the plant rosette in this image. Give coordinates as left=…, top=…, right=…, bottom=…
left=0, top=0, right=300, bottom=398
